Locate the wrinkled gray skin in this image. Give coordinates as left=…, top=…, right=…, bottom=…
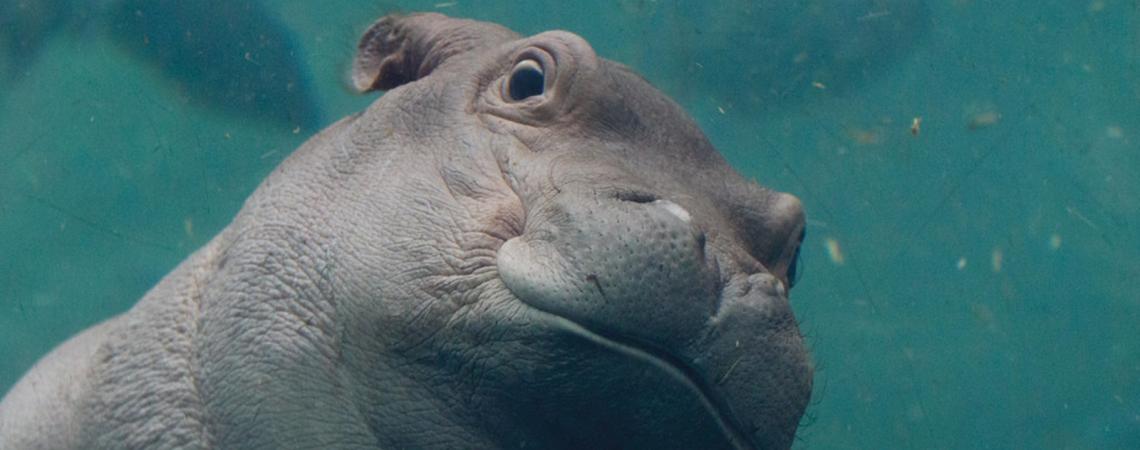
left=0, top=13, right=812, bottom=450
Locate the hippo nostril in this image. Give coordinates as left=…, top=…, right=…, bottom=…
left=614, top=190, right=657, bottom=204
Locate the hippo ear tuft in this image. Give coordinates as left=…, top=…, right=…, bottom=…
left=352, top=13, right=519, bottom=93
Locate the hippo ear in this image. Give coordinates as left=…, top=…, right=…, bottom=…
left=352, top=13, right=519, bottom=93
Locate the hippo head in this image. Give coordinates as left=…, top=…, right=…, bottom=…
left=330, top=13, right=814, bottom=449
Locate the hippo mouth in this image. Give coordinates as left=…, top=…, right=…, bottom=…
left=525, top=306, right=761, bottom=449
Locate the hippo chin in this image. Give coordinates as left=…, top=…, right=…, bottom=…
left=0, top=13, right=812, bottom=449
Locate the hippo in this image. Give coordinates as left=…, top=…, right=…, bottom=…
left=0, top=13, right=812, bottom=449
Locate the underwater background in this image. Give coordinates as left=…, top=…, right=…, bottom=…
left=0, top=1, right=1136, bottom=448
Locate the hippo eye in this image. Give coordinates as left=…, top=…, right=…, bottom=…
left=507, top=59, right=545, bottom=101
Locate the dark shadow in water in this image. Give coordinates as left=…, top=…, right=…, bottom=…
left=0, top=0, right=323, bottom=132
left=662, top=0, right=930, bottom=113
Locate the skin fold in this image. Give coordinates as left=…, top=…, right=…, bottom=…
left=0, top=13, right=812, bottom=450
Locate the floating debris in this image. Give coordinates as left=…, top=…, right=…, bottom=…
left=857, top=10, right=893, bottom=22
left=811, top=81, right=827, bottom=90
left=968, top=110, right=1001, bottom=130
left=910, top=116, right=922, bottom=136
left=956, top=257, right=968, bottom=270
left=1105, top=125, right=1124, bottom=139
left=991, top=248, right=1003, bottom=273
left=824, top=238, right=845, bottom=265
left=848, top=127, right=882, bottom=145
left=1066, top=205, right=1100, bottom=231
left=1049, top=234, right=1062, bottom=250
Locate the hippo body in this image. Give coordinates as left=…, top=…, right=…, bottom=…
left=0, top=13, right=811, bottom=449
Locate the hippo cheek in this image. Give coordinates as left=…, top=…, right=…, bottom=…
left=496, top=196, right=812, bottom=448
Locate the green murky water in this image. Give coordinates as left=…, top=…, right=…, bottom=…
left=1, top=1, right=1137, bottom=448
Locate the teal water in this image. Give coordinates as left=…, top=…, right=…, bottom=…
left=1, top=1, right=1136, bottom=448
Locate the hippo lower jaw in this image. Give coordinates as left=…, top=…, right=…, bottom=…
left=526, top=307, right=758, bottom=449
